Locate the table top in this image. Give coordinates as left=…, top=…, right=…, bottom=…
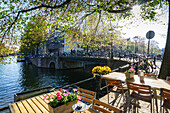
left=101, top=72, right=170, bottom=90
left=9, top=92, right=97, bottom=113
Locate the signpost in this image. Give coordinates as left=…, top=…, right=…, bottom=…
left=146, top=30, right=155, bottom=55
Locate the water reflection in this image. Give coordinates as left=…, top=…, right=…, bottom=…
left=0, top=56, right=95, bottom=108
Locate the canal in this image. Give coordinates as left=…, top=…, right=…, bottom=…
left=0, top=56, right=96, bottom=108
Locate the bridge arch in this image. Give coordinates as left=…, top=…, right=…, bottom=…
left=48, top=61, right=56, bottom=69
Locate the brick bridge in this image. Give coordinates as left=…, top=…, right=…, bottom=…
left=30, top=56, right=130, bottom=70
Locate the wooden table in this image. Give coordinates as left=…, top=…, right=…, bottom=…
left=9, top=93, right=97, bottom=113
left=101, top=72, right=170, bottom=90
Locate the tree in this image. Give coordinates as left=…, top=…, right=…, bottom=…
left=159, top=1, right=170, bottom=79
left=0, top=0, right=169, bottom=78
left=0, top=0, right=166, bottom=46
left=150, top=40, right=161, bottom=55
left=20, top=15, right=49, bottom=56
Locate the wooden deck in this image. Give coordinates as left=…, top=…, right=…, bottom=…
left=10, top=91, right=169, bottom=113
left=99, top=92, right=163, bottom=113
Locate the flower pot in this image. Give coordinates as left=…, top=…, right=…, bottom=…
left=48, top=101, right=76, bottom=113
left=93, top=73, right=101, bottom=77
left=125, top=73, right=135, bottom=79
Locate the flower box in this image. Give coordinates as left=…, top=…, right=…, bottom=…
left=125, top=72, right=135, bottom=79
left=125, top=68, right=135, bottom=79
left=48, top=101, right=76, bottom=113
left=43, top=88, right=81, bottom=113
left=93, top=73, right=101, bottom=77
left=92, top=66, right=111, bottom=76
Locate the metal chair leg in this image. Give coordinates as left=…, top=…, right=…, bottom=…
left=116, top=94, right=122, bottom=107
left=128, top=97, right=131, bottom=113
left=107, top=87, right=109, bottom=104
left=108, top=92, right=109, bottom=104
left=160, top=106, right=162, bottom=113
left=151, top=101, right=153, bottom=113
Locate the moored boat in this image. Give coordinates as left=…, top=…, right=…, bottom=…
left=14, top=86, right=53, bottom=102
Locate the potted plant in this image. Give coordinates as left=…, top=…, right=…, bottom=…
left=125, top=68, right=135, bottom=79
left=92, top=66, right=111, bottom=77
left=43, top=88, right=81, bottom=113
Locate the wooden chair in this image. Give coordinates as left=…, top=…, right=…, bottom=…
left=144, top=71, right=158, bottom=79
left=105, top=78, right=128, bottom=106
left=92, top=99, right=122, bottom=113
left=127, top=82, right=156, bottom=113
left=166, top=76, right=170, bottom=81
left=160, top=88, right=170, bottom=113
left=78, top=88, right=96, bottom=105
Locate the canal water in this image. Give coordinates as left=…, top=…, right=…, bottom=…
left=0, top=56, right=96, bottom=108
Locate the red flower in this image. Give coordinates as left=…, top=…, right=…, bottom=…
left=59, top=88, right=63, bottom=91
left=77, top=96, right=81, bottom=101
left=57, top=94, right=62, bottom=99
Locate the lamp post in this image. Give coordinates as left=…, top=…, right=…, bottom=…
left=110, top=39, right=113, bottom=59
left=109, top=29, right=114, bottom=59
left=133, top=36, right=138, bottom=54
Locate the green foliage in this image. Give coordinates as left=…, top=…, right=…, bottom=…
left=0, top=43, right=16, bottom=64
left=20, top=15, right=49, bottom=55
left=0, top=0, right=167, bottom=56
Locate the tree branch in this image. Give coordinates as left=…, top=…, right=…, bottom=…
left=1, top=0, right=71, bottom=43
left=87, top=3, right=133, bottom=13
left=74, top=10, right=96, bottom=28
left=94, top=12, right=101, bottom=35
left=105, top=7, right=132, bottom=13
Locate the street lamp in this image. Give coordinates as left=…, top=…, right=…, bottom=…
left=109, top=29, right=114, bottom=59
left=110, top=39, right=113, bottom=59
left=133, top=36, right=139, bottom=54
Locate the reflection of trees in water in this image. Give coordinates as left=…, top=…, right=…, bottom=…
left=19, top=63, right=96, bottom=92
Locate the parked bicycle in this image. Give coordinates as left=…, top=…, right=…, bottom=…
left=138, top=55, right=158, bottom=73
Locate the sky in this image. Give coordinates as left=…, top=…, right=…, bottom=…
left=121, top=5, right=169, bottom=49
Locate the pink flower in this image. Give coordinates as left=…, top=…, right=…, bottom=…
left=63, top=93, right=68, bottom=96
left=129, top=68, right=134, bottom=71
left=56, top=92, right=61, bottom=96
left=49, top=95, right=53, bottom=97
left=66, top=90, right=70, bottom=94
left=73, top=88, right=77, bottom=92
left=57, top=95, right=62, bottom=99
left=63, top=89, right=66, bottom=92
left=77, top=96, right=81, bottom=101
left=59, top=88, right=63, bottom=91
left=43, top=95, right=49, bottom=100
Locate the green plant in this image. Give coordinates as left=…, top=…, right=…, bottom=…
left=43, top=88, right=81, bottom=108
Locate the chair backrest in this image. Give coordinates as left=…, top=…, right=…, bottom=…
left=78, top=88, right=96, bottom=104
left=92, top=99, right=122, bottom=113
left=144, top=72, right=158, bottom=79
left=105, top=78, right=122, bottom=88
left=160, top=88, right=170, bottom=100
left=166, top=76, right=170, bottom=81
left=127, top=82, right=152, bottom=94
